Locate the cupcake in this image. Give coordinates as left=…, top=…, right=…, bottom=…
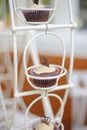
left=29, top=56, right=59, bottom=88
left=32, top=116, right=63, bottom=130
left=21, top=0, right=49, bottom=23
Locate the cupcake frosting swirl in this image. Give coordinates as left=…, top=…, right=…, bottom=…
left=30, top=3, right=44, bottom=8
left=36, top=122, right=54, bottom=130
left=33, top=65, right=56, bottom=74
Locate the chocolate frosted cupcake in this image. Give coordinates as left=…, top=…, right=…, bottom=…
left=29, top=56, right=59, bottom=88
left=21, top=0, right=49, bottom=23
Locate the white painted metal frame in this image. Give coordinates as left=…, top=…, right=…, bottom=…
left=0, top=85, right=9, bottom=128
left=23, top=31, right=67, bottom=90
left=70, top=70, right=87, bottom=130
left=8, top=0, right=77, bottom=129
left=25, top=93, right=64, bottom=130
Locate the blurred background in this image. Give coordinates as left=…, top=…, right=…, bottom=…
left=0, top=0, right=87, bottom=130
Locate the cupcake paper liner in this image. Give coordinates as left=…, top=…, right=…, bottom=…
left=21, top=9, right=49, bottom=22
left=33, top=79, right=57, bottom=88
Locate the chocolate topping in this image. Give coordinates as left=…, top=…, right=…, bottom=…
left=42, top=56, right=49, bottom=67
left=41, top=116, right=51, bottom=125
left=33, top=0, right=39, bottom=5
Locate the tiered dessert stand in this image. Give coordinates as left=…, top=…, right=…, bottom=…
left=4, top=0, right=77, bottom=129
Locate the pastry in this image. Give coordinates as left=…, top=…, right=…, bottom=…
left=33, top=116, right=63, bottom=130
left=21, top=0, right=49, bottom=22
left=29, top=56, right=59, bottom=88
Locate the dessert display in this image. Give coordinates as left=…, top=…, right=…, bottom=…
left=29, top=56, right=60, bottom=88
left=21, top=0, right=49, bottom=22
left=9, top=0, right=74, bottom=129
left=32, top=116, right=63, bottom=130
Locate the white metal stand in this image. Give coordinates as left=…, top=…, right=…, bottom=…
left=0, top=85, right=9, bottom=128
left=6, top=0, right=77, bottom=129
left=70, top=70, right=87, bottom=130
